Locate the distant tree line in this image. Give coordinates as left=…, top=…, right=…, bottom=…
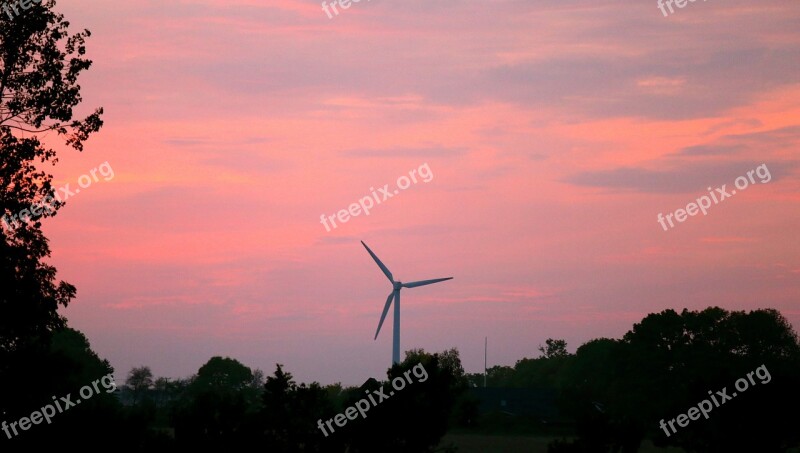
left=109, top=348, right=468, bottom=452
left=465, top=308, right=800, bottom=453
left=4, top=307, right=800, bottom=451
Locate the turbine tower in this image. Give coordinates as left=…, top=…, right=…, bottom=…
left=361, top=241, right=453, bottom=365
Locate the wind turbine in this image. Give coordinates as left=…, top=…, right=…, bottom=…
left=361, top=241, right=453, bottom=365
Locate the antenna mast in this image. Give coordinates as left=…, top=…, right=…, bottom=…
left=484, top=336, right=487, bottom=388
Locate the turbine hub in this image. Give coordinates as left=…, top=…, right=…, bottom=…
left=393, top=281, right=403, bottom=290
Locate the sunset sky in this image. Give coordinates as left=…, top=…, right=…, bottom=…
left=40, top=0, right=800, bottom=386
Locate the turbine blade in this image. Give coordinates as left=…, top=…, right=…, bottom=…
left=374, top=291, right=395, bottom=339
left=361, top=241, right=394, bottom=283
left=402, top=277, right=453, bottom=288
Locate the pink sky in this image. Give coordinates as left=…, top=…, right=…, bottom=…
left=39, top=0, right=800, bottom=385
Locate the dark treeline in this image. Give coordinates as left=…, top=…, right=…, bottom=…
left=469, top=307, right=800, bottom=453
left=112, top=348, right=469, bottom=452
left=1, top=338, right=472, bottom=451
left=3, top=307, right=800, bottom=452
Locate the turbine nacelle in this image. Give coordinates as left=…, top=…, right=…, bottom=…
left=393, top=281, right=403, bottom=290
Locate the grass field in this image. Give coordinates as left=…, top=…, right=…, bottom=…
left=440, top=433, right=686, bottom=453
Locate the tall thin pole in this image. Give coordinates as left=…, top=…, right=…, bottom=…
left=484, top=337, right=487, bottom=388
left=392, top=291, right=400, bottom=365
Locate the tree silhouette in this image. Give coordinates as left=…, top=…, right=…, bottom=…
left=539, top=338, right=569, bottom=359
left=172, top=356, right=258, bottom=450
left=344, top=349, right=465, bottom=453
left=551, top=307, right=800, bottom=452
left=623, top=307, right=800, bottom=452
left=0, top=0, right=104, bottom=431
left=9, top=328, right=136, bottom=449
left=126, top=366, right=155, bottom=407
left=260, top=363, right=344, bottom=452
